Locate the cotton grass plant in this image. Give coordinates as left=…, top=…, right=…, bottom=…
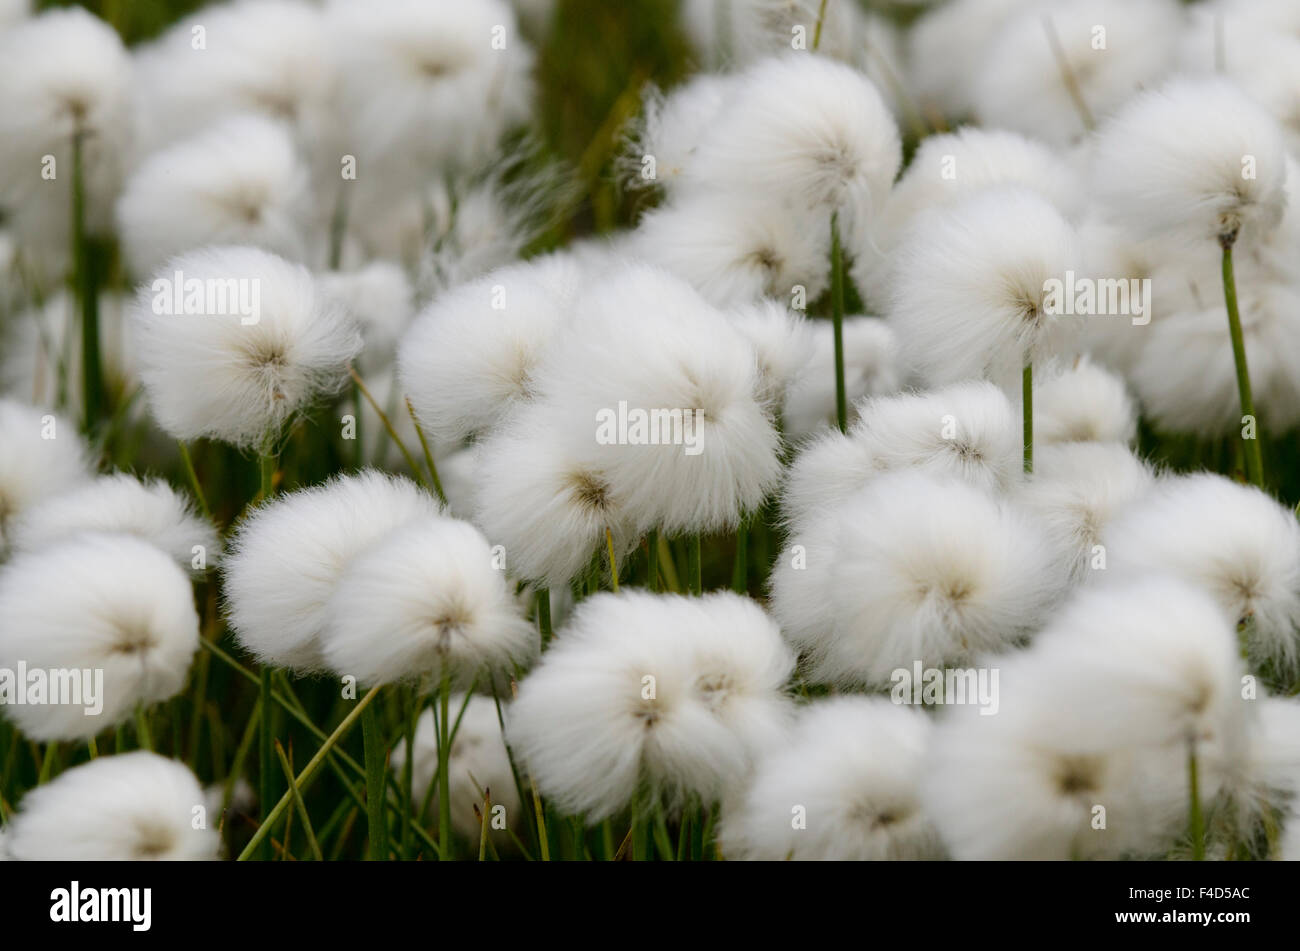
left=2, top=0, right=1300, bottom=868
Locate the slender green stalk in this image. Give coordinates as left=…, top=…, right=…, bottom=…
left=1022, top=362, right=1033, bottom=474
left=687, top=534, right=702, bottom=596
left=647, top=529, right=660, bottom=592
left=86, top=736, right=97, bottom=759
left=38, top=743, right=58, bottom=784
left=134, top=705, right=153, bottom=752
left=1188, top=739, right=1205, bottom=861
left=406, top=397, right=447, bottom=504
left=401, top=691, right=419, bottom=859
left=177, top=442, right=213, bottom=523
left=536, top=587, right=553, bottom=645
left=531, top=779, right=551, bottom=861
left=478, top=790, right=491, bottom=862
left=258, top=668, right=274, bottom=860
left=276, top=742, right=323, bottom=861
left=1220, top=244, right=1265, bottom=488
left=656, top=533, right=682, bottom=594
left=437, top=668, right=453, bottom=860
left=72, top=129, right=103, bottom=434
left=812, top=0, right=829, bottom=51
left=830, top=211, right=847, bottom=433
left=605, top=527, right=620, bottom=592
left=362, top=699, right=388, bottom=861
left=238, top=686, right=382, bottom=861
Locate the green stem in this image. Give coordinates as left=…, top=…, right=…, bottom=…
left=536, top=587, right=553, bottom=645
left=605, top=527, right=620, bottom=592
left=437, top=668, right=453, bottom=860
left=258, top=668, right=273, bottom=861
left=1022, top=362, right=1033, bottom=474
left=1188, top=739, right=1205, bottom=861
left=276, top=741, right=323, bottom=861
left=362, top=698, right=389, bottom=861
left=237, top=686, right=382, bottom=861
left=647, top=529, right=660, bottom=592
left=406, top=397, right=447, bottom=505
left=732, top=519, right=748, bottom=595
left=687, top=534, right=702, bottom=596
left=178, top=441, right=213, bottom=524
left=1220, top=243, right=1265, bottom=488
left=830, top=211, right=847, bottom=433
left=134, top=705, right=153, bottom=752
left=812, top=0, right=829, bottom=51
left=401, top=691, right=419, bottom=859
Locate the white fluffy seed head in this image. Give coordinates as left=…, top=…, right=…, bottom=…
left=3, top=752, right=218, bottom=860
left=326, top=0, right=533, bottom=178
left=972, top=0, right=1184, bottom=148
left=1016, top=442, right=1153, bottom=582
left=507, top=590, right=794, bottom=820
left=923, top=577, right=1243, bottom=860
left=9, top=473, right=218, bottom=576
left=0, top=399, right=92, bottom=554
left=719, top=696, right=944, bottom=860
left=888, top=186, right=1082, bottom=387
left=0, top=532, right=199, bottom=741
left=389, top=695, right=521, bottom=841
left=472, top=400, right=639, bottom=589
left=320, top=515, right=537, bottom=687
left=907, top=0, right=1030, bottom=118
left=534, top=263, right=783, bottom=535
left=682, top=54, right=900, bottom=241
left=1104, top=474, right=1300, bottom=670
left=1092, top=76, right=1289, bottom=247
left=222, top=471, right=443, bottom=673
left=853, top=128, right=1085, bottom=303
left=130, top=0, right=337, bottom=161
left=1035, top=356, right=1138, bottom=445
left=399, top=253, right=582, bottom=444
left=628, top=192, right=831, bottom=306
left=130, top=246, right=362, bottom=450
left=0, top=8, right=132, bottom=239
left=772, top=472, right=1068, bottom=687
left=621, top=74, right=737, bottom=195
left=117, top=113, right=311, bottom=279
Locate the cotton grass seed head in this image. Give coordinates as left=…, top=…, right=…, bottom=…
left=888, top=186, right=1082, bottom=387
left=719, top=697, right=943, bottom=861
left=0, top=532, right=199, bottom=741
left=116, top=113, right=311, bottom=278
left=9, top=473, right=218, bottom=576
left=130, top=245, right=362, bottom=451
left=507, top=590, right=794, bottom=820
left=320, top=515, right=537, bottom=688
left=771, top=471, right=1067, bottom=687
left=3, top=752, right=218, bottom=860
left=1104, top=474, right=1300, bottom=670
left=222, top=471, right=442, bottom=673
left=1092, top=76, right=1288, bottom=248
left=0, top=399, right=91, bottom=554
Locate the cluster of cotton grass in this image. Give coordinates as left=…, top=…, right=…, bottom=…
left=2, top=0, right=1300, bottom=863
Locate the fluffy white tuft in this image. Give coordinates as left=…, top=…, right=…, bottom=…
left=2, top=752, right=218, bottom=860
left=1035, top=356, right=1138, bottom=445
left=719, top=697, right=944, bottom=860
left=0, top=399, right=92, bottom=553
left=130, top=246, right=362, bottom=450
left=222, top=471, right=442, bottom=672
left=0, top=532, right=199, bottom=741
left=320, top=515, right=537, bottom=687
left=507, top=590, right=794, bottom=820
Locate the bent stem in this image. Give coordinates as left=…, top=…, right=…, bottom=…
left=256, top=450, right=277, bottom=860
left=237, top=685, right=382, bottom=861
left=1022, top=362, right=1033, bottom=474
left=1187, top=738, right=1205, bottom=861
left=830, top=210, right=847, bottom=433
left=178, top=441, right=212, bottom=523
left=406, top=397, right=447, bottom=504
left=72, top=128, right=103, bottom=434
left=1220, top=243, right=1265, bottom=488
